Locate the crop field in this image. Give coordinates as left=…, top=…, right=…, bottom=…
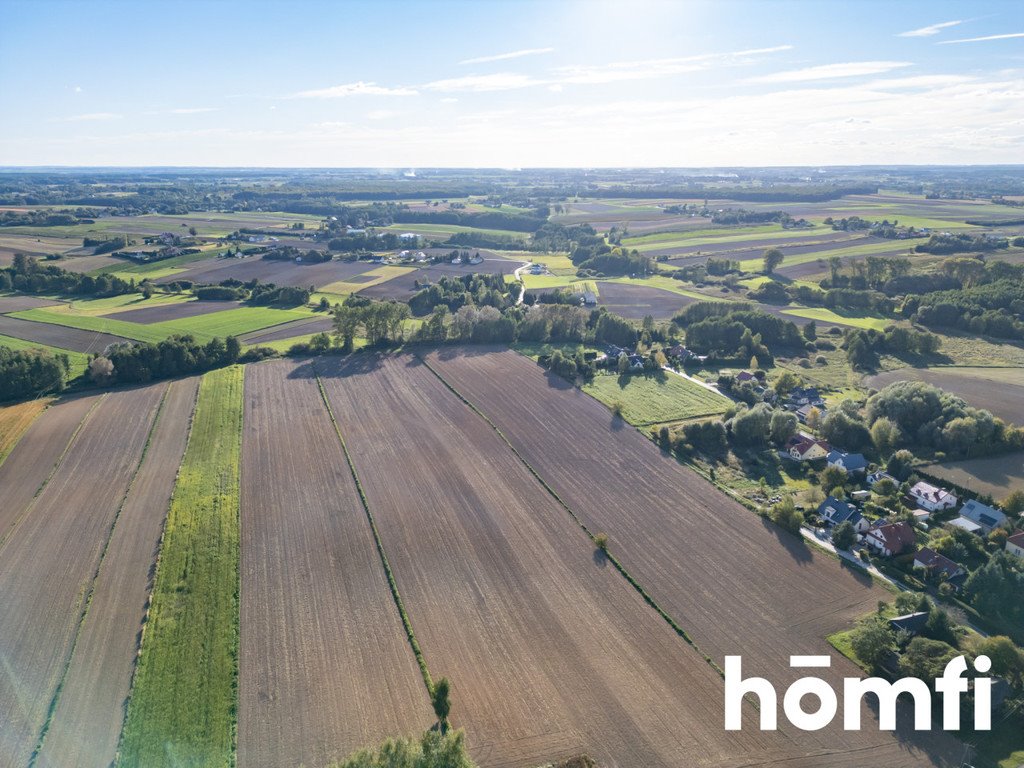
left=0, top=211, right=325, bottom=240
left=0, top=313, right=129, bottom=352
left=0, top=333, right=90, bottom=378
left=779, top=306, right=891, bottom=330
left=737, top=238, right=913, bottom=273
left=99, top=298, right=241, bottom=324
left=0, top=397, right=48, bottom=464
left=592, top=281, right=697, bottom=319
left=358, top=260, right=521, bottom=300
left=0, top=295, right=62, bottom=312
left=382, top=222, right=528, bottom=241
left=239, top=362, right=430, bottom=768
left=118, top=366, right=243, bottom=768
left=239, top=316, right=334, bottom=345
left=0, top=384, right=165, bottom=768
left=319, top=264, right=416, bottom=295
left=423, top=347, right=960, bottom=766
left=317, top=354, right=790, bottom=768
left=35, top=377, right=199, bottom=768
left=156, top=254, right=381, bottom=290
left=925, top=452, right=1024, bottom=500
left=583, top=371, right=731, bottom=425
left=866, top=366, right=1024, bottom=424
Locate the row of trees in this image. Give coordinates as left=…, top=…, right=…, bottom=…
left=92, top=335, right=242, bottom=385
left=0, top=347, right=70, bottom=402
left=1, top=254, right=135, bottom=297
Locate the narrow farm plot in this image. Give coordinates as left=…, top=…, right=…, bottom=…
left=118, top=366, right=243, bottom=768
left=0, top=385, right=165, bottom=768
left=424, top=348, right=960, bottom=767
left=925, top=451, right=1024, bottom=501
left=0, top=313, right=131, bottom=351
left=0, top=397, right=49, bottom=465
left=583, top=371, right=731, bottom=425
left=35, top=377, right=200, bottom=768
left=780, top=306, right=891, bottom=330
left=238, top=361, right=430, bottom=768
left=318, top=354, right=797, bottom=768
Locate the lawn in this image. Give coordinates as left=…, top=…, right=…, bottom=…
left=118, top=365, right=243, bottom=768
left=10, top=305, right=312, bottom=344
left=780, top=306, right=891, bottom=330
left=583, top=370, right=731, bottom=426
left=0, top=333, right=91, bottom=378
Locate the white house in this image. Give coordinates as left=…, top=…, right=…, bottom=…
left=1007, top=531, right=1024, bottom=559
left=785, top=434, right=830, bottom=462
left=865, top=521, right=916, bottom=557
left=909, top=481, right=958, bottom=513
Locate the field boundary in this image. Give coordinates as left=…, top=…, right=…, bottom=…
left=28, top=383, right=170, bottom=766
left=0, top=398, right=51, bottom=468
left=417, top=353, right=725, bottom=676
left=314, top=368, right=435, bottom=694
left=0, top=395, right=104, bottom=553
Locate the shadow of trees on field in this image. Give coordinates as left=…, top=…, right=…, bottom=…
left=759, top=515, right=813, bottom=566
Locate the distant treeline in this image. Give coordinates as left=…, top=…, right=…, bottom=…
left=584, top=185, right=878, bottom=202
left=0, top=254, right=134, bottom=296
left=915, top=233, right=1008, bottom=255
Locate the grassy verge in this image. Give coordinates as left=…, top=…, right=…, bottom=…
left=314, top=370, right=434, bottom=694
left=117, top=366, right=243, bottom=767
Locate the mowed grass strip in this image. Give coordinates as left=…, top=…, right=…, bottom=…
left=0, top=397, right=49, bottom=465
left=118, top=366, right=243, bottom=768
left=11, top=306, right=311, bottom=345
left=583, top=372, right=731, bottom=425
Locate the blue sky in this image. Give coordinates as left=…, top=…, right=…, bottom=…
left=1, top=0, right=1022, bottom=166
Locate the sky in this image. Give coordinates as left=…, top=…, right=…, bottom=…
left=1, top=0, right=1023, bottom=167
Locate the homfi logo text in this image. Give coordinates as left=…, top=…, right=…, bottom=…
left=724, top=654, right=993, bottom=731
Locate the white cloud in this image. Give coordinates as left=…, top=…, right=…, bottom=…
left=553, top=45, right=793, bottom=85
left=57, top=112, right=122, bottom=122
left=291, top=81, right=418, bottom=98
left=366, top=109, right=398, bottom=120
left=440, top=97, right=458, bottom=103
left=747, top=61, right=913, bottom=84
left=939, top=32, right=1024, bottom=45
left=897, top=20, right=963, bottom=37
left=422, top=73, right=542, bottom=92
left=459, top=47, right=553, bottom=65
left=169, top=107, right=219, bottom=114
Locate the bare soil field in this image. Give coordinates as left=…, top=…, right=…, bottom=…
left=595, top=281, right=697, bottom=319
left=56, top=253, right=126, bottom=273
left=0, top=393, right=100, bottom=540
left=35, top=378, right=200, bottom=768
left=103, top=299, right=241, bottom=324
left=926, top=452, right=1024, bottom=500
left=0, top=384, right=164, bottom=768
left=0, top=314, right=129, bottom=353
left=317, top=354, right=790, bottom=768
left=239, top=362, right=431, bottom=768
left=866, top=367, right=1024, bottom=424
left=358, top=260, right=520, bottom=300
left=239, top=316, right=333, bottom=344
left=0, top=295, right=63, bottom=313
left=661, top=231, right=863, bottom=262
left=423, top=347, right=959, bottom=767
left=156, top=255, right=379, bottom=289
left=0, top=398, right=49, bottom=462
left=0, top=234, right=81, bottom=264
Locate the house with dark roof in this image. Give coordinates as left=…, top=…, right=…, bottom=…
left=889, top=612, right=929, bottom=636
left=867, top=471, right=896, bottom=487
left=817, top=496, right=869, bottom=532
left=959, top=499, right=1007, bottom=534
left=827, top=450, right=868, bottom=474
left=865, top=521, right=916, bottom=557
left=913, top=547, right=967, bottom=586
left=795, top=403, right=824, bottom=424
left=735, top=370, right=756, bottom=383
left=1007, top=531, right=1024, bottom=559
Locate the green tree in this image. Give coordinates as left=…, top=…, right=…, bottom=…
left=870, top=417, right=902, bottom=457
left=975, top=636, right=1024, bottom=687
left=802, top=321, right=817, bottom=341
left=769, top=409, right=798, bottom=446
left=770, top=495, right=803, bottom=534
left=850, top=616, right=895, bottom=672
left=335, top=730, right=476, bottom=768
left=1000, top=489, right=1024, bottom=517
left=763, top=248, right=784, bottom=275
left=898, top=637, right=959, bottom=682
left=832, top=521, right=856, bottom=550
left=432, top=677, right=452, bottom=733
left=617, top=352, right=630, bottom=375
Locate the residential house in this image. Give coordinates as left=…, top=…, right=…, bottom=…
left=785, top=434, right=831, bottom=462
left=909, top=481, right=958, bottom=513
left=787, top=386, right=823, bottom=406
left=946, top=517, right=983, bottom=535
left=666, top=344, right=691, bottom=361
left=865, top=521, right=916, bottom=557
left=795, top=403, right=824, bottom=424
left=913, top=547, right=967, bottom=585
left=889, top=612, right=929, bottom=636
left=867, top=471, right=896, bottom=488
left=827, top=450, right=869, bottom=474
left=735, top=370, right=756, bottom=383
left=1006, top=531, right=1024, bottom=559
left=817, top=496, right=869, bottom=532
left=959, top=499, right=1007, bottom=534
left=627, top=354, right=645, bottom=371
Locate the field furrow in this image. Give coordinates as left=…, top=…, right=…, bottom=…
left=238, top=361, right=431, bottom=768
left=34, top=377, right=201, bottom=768
left=423, top=347, right=961, bottom=767
left=0, top=384, right=165, bottom=768
left=317, top=354, right=795, bottom=768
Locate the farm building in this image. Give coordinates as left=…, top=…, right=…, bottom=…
left=913, top=547, right=967, bottom=585
left=826, top=451, right=868, bottom=474
left=1007, top=531, right=1024, bottom=559
left=865, top=521, right=916, bottom=557
left=909, top=481, right=958, bottom=513
left=959, top=499, right=1007, bottom=533
left=785, top=434, right=830, bottom=462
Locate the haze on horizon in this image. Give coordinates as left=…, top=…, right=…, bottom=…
left=2, top=0, right=1023, bottom=168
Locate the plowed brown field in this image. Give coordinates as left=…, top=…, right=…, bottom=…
left=0, top=384, right=165, bottom=768
left=34, top=377, right=200, bottom=768
left=239, top=361, right=431, bottom=768
left=317, top=354, right=828, bottom=768
left=423, top=347, right=959, bottom=767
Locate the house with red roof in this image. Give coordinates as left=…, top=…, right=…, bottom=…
left=865, top=521, right=916, bottom=557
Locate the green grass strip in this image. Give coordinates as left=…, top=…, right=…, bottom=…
left=417, top=354, right=724, bottom=677
left=117, top=366, right=243, bottom=768
left=314, top=368, right=435, bottom=694
left=30, top=384, right=170, bottom=765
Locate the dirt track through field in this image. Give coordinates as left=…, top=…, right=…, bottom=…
left=423, top=347, right=960, bottom=767
left=239, top=361, right=431, bottom=768
left=0, top=384, right=164, bottom=768
left=318, top=354, right=819, bottom=768
left=34, top=378, right=200, bottom=768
